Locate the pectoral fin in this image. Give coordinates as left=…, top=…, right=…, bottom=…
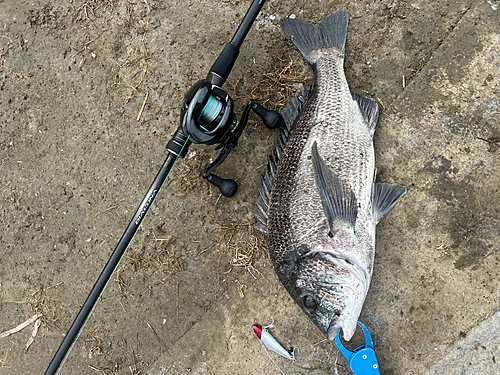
left=311, top=142, right=358, bottom=236
left=373, top=182, right=407, bottom=224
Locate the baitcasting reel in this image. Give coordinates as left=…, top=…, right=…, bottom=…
left=167, top=78, right=282, bottom=197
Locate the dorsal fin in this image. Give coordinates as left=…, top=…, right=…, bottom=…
left=251, top=86, right=312, bottom=236
left=351, top=91, right=379, bottom=138
left=282, top=85, right=312, bottom=132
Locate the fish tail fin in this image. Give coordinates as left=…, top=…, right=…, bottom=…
left=281, top=9, right=349, bottom=64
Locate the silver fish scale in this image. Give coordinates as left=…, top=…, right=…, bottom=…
left=267, top=49, right=376, bottom=279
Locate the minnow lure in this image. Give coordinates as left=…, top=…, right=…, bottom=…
left=252, top=321, right=295, bottom=361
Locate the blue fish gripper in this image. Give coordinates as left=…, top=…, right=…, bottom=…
left=335, top=321, right=380, bottom=375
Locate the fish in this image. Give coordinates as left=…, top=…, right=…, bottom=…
left=252, top=9, right=406, bottom=342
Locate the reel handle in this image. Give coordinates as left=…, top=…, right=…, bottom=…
left=206, top=174, right=238, bottom=197
left=202, top=100, right=284, bottom=197
left=251, top=102, right=282, bottom=129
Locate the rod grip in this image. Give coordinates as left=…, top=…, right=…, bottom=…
left=207, top=43, right=239, bottom=86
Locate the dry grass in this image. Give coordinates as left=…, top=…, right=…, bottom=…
left=234, top=55, right=310, bottom=116
left=85, top=328, right=105, bottom=359
left=175, top=151, right=214, bottom=200
left=411, top=57, right=426, bottom=78
left=0, top=284, right=62, bottom=353
left=198, top=218, right=266, bottom=281
left=0, top=37, right=12, bottom=72
left=71, top=0, right=154, bottom=100
left=114, top=264, right=130, bottom=296
left=235, top=278, right=248, bottom=299
left=119, top=2, right=155, bottom=103
left=72, top=28, right=109, bottom=69
left=30, top=284, right=63, bottom=334
left=71, top=0, right=114, bottom=69
left=72, top=0, right=114, bottom=23
left=87, top=338, right=144, bottom=374
left=88, top=363, right=120, bottom=374
left=154, top=237, right=186, bottom=279
left=0, top=351, right=8, bottom=369
left=113, top=231, right=186, bottom=295
left=124, top=34, right=152, bottom=103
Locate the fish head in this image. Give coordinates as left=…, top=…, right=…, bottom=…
left=289, top=244, right=368, bottom=342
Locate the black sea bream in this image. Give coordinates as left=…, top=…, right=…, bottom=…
left=252, top=9, right=406, bottom=341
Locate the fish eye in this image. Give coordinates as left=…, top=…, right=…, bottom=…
left=303, top=295, right=317, bottom=310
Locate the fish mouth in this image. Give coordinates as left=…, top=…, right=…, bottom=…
left=326, top=317, right=356, bottom=341
left=326, top=319, right=342, bottom=341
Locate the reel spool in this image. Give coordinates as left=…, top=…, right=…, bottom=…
left=179, top=80, right=236, bottom=146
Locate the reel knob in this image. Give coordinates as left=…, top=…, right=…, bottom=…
left=206, top=174, right=238, bottom=197
left=251, top=102, right=282, bottom=129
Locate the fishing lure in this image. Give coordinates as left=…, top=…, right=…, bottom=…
left=252, top=320, right=295, bottom=361
left=335, top=321, right=380, bottom=375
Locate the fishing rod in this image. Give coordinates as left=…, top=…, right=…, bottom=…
left=44, top=1, right=281, bottom=373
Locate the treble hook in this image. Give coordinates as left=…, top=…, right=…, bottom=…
left=263, top=317, right=276, bottom=331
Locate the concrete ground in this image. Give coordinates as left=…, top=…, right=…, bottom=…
left=0, top=0, right=499, bottom=374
